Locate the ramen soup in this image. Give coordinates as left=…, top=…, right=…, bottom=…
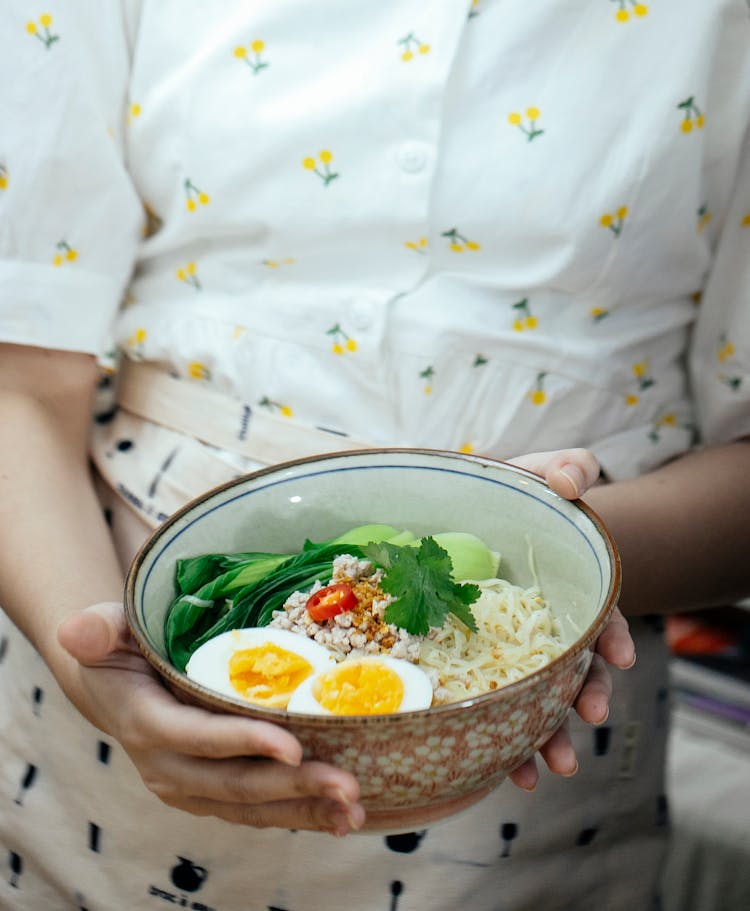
left=167, top=526, right=570, bottom=715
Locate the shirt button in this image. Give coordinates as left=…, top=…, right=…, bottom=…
left=397, top=142, right=429, bottom=174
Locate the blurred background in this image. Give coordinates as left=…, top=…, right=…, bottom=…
left=663, top=601, right=750, bottom=911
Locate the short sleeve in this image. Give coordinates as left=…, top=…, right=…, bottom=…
left=0, top=1, right=143, bottom=355
left=688, top=126, right=750, bottom=445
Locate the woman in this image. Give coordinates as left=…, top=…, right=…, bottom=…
left=1, top=2, right=749, bottom=909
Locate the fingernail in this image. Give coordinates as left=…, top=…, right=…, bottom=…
left=276, top=752, right=302, bottom=767
left=345, top=808, right=363, bottom=832
left=559, top=464, right=584, bottom=498
left=562, top=761, right=579, bottom=778
left=623, top=651, right=637, bottom=670
left=521, top=782, right=537, bottom=793
left=594, top=706, right=610, bottom=726
left=326, top=786, right=353, bottom=807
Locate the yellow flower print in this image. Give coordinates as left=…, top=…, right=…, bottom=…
left=188, top=362, right=211, bottom=381
left=52, top=240, right=78, bottom=266
left=600, top=206, right=628, bottom=237
left=632, top=359, right=655, bottom=389
left=232, top=325, right=247, bottom=339
left=648, top=412, right=686, bottom=444
left=0, top=163, right=8, bottom=190
left=420, top=366, right=435, bottom=395
left=441, top=228, right=480, bottom=253
left=716, top=333, right=739, bottom=385
left=590, top=306, right=610, bottom=322
left=128, top=327, right=147, bottom=359
left=398, top=33, right=431, bottom=61
left=127, top=103, right=142, bottom=126
left=511, top=298, right=538, bottom=332
left=611, top=1, right=648, bottom=23
left=259, top=396, right=294, bottom=418
left=528, top=373, right=547, bottom=406
left=302, top=151, right=339, bottom=187
left=625, top=393, right=639, bottom=407
left=697, top=204, right=712, bottom=233
left=508, top=107, right=544, bottom=142
left=262, top=257, right=295, bottom=268
left=468, top=0, right=481, bottom=19
left=26, top=13, right=59, bottom=49
left=717, top=335, right=735, bottom=363
left=234, top=39, right=269, bottom=74
left=741, top=212, right=750, bottom=227
left=327, top=323, right=357, bottom=354
left=677, top=97, right=705, bottom=133
left=176, top=261, right=201, bottom=290
left=459, top=442, right=474, bottom=454
left=184, top=178, right=211, bottom=212
left=404, top=237, right=429, bottom=254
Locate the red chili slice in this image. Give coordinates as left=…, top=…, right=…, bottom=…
left=306, top=583, right=358, bottom=622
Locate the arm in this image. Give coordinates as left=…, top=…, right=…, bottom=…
left=585, top=440, right=750, bottom=616
left=0, top=343, right=364, bottom=835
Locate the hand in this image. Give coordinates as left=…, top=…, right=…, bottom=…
left=57, top=602, right=365, bottom=835
left=505, top=449, right=635, bottom=791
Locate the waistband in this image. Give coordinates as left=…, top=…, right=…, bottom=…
left=115, top=360, right=371, bottom=465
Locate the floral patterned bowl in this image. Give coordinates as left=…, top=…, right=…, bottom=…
left=124, top=449, right=620, bottom=832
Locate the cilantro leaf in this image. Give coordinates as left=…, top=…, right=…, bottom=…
left=363, top=537, right=479, bottom=636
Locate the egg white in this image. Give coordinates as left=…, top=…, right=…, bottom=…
left=185, top=627, right=336, bottom=702
left=286, top=655, right=434, bottom=716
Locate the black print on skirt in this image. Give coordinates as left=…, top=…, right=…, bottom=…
left=148, top=857, right=215, bottom=910
left=384, top=831, right=427, bottom=853
left=500, top=822, right=519, bottom=857
left=8, top=851, right=22, bottom=889
left=14, top=763, right=37, bottom=805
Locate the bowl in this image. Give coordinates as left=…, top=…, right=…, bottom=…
left=124, top=449, right=620, bottom=832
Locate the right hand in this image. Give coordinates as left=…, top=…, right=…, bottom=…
left=57, top=601, right=365, bottom=835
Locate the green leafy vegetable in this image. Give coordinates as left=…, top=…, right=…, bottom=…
left=363, top=537, right=480, bottom=636
left=164, top=523, right=408, bottom=672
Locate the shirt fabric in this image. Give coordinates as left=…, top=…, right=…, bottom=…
left=1, top=1, right=749, bottom=909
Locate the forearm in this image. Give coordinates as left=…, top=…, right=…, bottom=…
left=0, top=383, right=123, bottom=681
left=585, top=440, right=750, bottom=616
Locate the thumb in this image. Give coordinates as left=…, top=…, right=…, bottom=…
left=58, top=601, right=134, bottom=665
left=507, top=449, right=601, bottom=500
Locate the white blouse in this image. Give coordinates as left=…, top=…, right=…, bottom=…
left=1, top=0, right=749, bottom=519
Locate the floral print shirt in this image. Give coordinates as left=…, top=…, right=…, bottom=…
left=1, top=1, right=749, bottom=500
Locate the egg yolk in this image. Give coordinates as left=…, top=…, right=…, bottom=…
left=228, top=644, right=313, bottom=709
left=312, top=661, right=404, bottom=715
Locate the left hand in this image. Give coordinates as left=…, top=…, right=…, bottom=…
left=505, top=449, right=635, bottom=790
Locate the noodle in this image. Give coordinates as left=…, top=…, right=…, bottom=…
left=419, top=578, right=567, bottom=703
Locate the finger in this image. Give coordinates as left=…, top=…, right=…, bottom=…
left=124, top=684, right=305, bottom=766
left=507, top=449, right=601, bottom=499
left=151, top=754, right=361, bottom=808
left=165, top=794, right=366, bottom=836
left=508, top=755, right=538, bottom=791
left=573, top=653, right=612, bottom=725
left=58, top=601, right=136, bottom=664
left=595, top=605, right=636, bottom=669
left=537, top=720, right=578, bottom=777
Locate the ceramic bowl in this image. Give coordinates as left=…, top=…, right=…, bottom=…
left=124, top=449, right=620, bottom=832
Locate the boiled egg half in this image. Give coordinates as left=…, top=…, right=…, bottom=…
left=185, top=627, right=336, bottom=709
left=286, top=655, right=434, bottom=716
